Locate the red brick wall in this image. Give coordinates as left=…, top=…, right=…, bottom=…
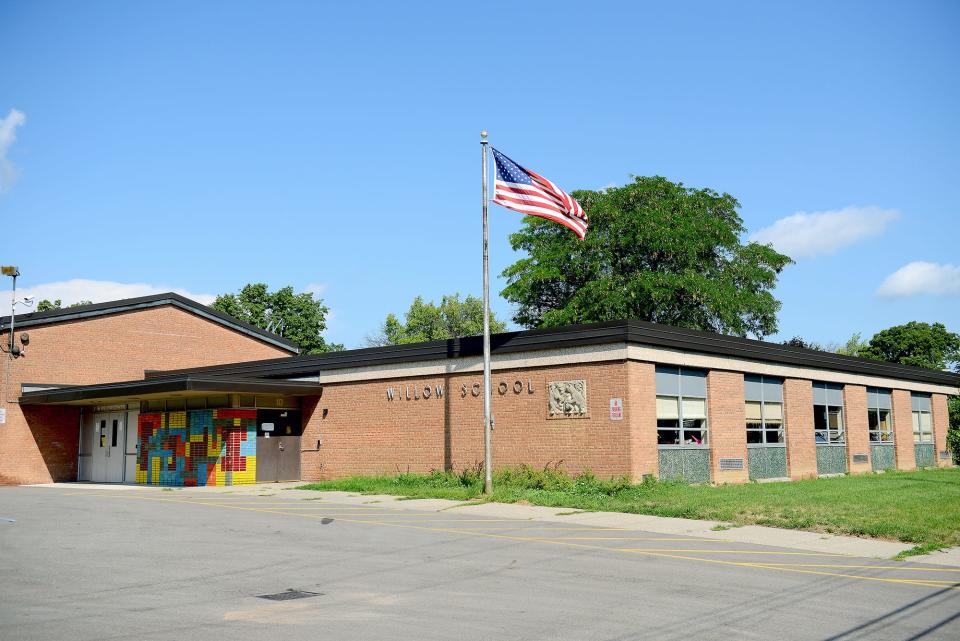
left=301, top=361, right=639, bottom=481
left=708, top=371, right=748, bottom=484
left=932, top=394, right=953, bottom=468
left=1, top=305, right=294, bottom=484
left=626, top=361, right=657, bottom=480
left=843, top=385, right=872, bottom=475
left=891, top=389, right=916, bottom=471
left=784, top=378, right=816, bottom=479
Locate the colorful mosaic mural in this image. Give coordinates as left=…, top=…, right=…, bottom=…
left=136, top=409, right=257, bottom=486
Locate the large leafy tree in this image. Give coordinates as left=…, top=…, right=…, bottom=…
left=212, top=283, right=342, bottom=354
left=500, top=176, right=792, bottom=337
left=859, top=322, right=960, bottom=371
left=368, top=293, right=507, bottom=346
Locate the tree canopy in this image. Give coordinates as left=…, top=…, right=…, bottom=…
left=212, top=283, right=342, bottom=354
left=500, top=176, right=793, bottom=338
left=35, top=299, right=92, bottom=312
left=859, top=321, right=960, bottom=372
left=367, top=293, right=507, bottom=346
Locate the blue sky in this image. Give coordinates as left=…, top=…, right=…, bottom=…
left=1, top=0, right=958, bottom=349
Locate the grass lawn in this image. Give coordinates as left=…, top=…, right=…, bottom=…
left=298, top=466, right=960, bottom=551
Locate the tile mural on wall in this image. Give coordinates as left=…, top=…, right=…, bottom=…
left=136, top=409, right=257, bottom=486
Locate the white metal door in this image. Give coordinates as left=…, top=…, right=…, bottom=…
left=124, top=411, right=139, bottom=483
left=91, top=413, right=125, bottom=483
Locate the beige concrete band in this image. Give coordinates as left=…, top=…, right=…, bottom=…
left=287, top=342, right=958, bottom=396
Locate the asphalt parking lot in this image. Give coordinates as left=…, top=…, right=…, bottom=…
left=1, top=486, right=958, bottom=641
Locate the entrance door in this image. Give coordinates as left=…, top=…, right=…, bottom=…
left=255, top=436, right=301, bottom=482
left=254, top=408, right=302, bottom=482
left=90, top=413, right=126, bottom=483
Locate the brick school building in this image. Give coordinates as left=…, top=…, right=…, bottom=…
left=5, top=295, right=957, bottom=486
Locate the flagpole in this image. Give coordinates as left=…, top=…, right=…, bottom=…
left=480, top=130, right=493, bottom=494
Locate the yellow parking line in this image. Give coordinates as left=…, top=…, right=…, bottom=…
left=741, top=563, right=960, bottom=573
left=528, top=536, right=723, bottom=542
left=616, top=548, right=848, bottom=556
left=81, top=493, right=958, bottom=591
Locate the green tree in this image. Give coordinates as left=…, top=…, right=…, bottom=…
left=212, top=283, right=342, bottom=354
left=36, top=299, right=92, bottom=311
left=860, top=322, right=960, bottom=371
left=835, top=332, right=869, bottom=358
left=367, top=293, right=507, bottom=346
left=500, top=176, right=792, bottom=337
left=782, top=336, right=829, bottom=351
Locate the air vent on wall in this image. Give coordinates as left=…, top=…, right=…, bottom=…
left=718, top=458, right=743, bottom=471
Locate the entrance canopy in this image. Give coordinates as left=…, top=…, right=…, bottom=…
left=19, top=373, right=322, bottom=407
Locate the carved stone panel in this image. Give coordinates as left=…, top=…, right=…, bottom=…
left=548, top=380, right=588, bottom=418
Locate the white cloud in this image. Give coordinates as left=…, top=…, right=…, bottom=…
left=876, top=262, right=960, bottom=298
left=5, top=279, right=216, bottom=316
left=304, top=282, right=328, bottom=297
left=750, top=206, right=900, bottom=259
left=0, top=108, right=26, bottom=192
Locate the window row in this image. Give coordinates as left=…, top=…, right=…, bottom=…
left=653, top=368, right=935, bottom=448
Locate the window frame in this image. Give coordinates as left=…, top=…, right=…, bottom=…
left=744, top=375, right=785, bottom=447
left=812, top=382, right=845, bottom=445
left=656, top=366, right=709, bottom=448
left=866, top=387, right=894, bottom=444
left=911, top=393, right=934, bottom=444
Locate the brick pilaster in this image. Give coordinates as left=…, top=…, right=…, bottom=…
left=627, top=361, right=657, bottom=481
left=708, top=371, right=748, bottom=483
left=843, top=385, right=871, bottom=474
left=784, top=378, right=816, bottom=479
left=891, top=389, right=916, bottom=471
left=932, top=394, right=953, bottom=468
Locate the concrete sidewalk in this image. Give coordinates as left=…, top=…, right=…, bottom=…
left=30, top=482, right=959, bottom=566
left=297, top=489, right=960, bottom=565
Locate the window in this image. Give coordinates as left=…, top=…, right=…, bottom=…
left=745, top=375, right=784, bottom=445
left=656, top=366, right=708, bottom=446
left=911, top=394, right=933, bottom=443
left=867, top=388, right=894, bottom=443
left=111, top=419, right=119, bottom=448
left=813, top=382, right=845, bottom=444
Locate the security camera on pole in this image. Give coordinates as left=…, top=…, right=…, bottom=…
left=479, top=133, right=589, bottom=494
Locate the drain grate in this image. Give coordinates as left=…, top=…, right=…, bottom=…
left=256, top=589, right=323, bottom=601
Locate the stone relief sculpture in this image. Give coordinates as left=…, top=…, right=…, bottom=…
left=548, top=380, right=588, bottom=417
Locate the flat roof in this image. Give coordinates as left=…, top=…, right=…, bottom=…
left=19, top=374, right=322, bottom=406
left=146, top=319, right=960, bottom=388
left=0, top=292, right=299, bottom=353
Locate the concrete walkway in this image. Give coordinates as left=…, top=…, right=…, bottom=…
left=29, top=482, right=958, bottom=565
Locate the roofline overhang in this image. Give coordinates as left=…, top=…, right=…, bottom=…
left=1, top=293, right=299, bottom=354
left=19, top=374, right=322, bottom=405
left=142, top=319, right=960, bottom=388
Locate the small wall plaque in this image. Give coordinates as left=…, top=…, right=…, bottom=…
left=548, top=380, right=588, bottom=418
left=940, top=450, right=951, bottom=460
left=609, top=398, right=623, bottom=421
left=852, top=454, right=869, bottom=464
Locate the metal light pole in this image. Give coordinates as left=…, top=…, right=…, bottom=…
left=480, top=131, right=493, bottom=494
left=2, top=266, right=19, bottom=356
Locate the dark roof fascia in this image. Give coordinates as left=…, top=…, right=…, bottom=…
left=19, top=374, right=322, bottom=405
left=142, top=319, right=960, bottom=388
left=0, top=292, right=299, bottom=353
left=144, top=321, right=630, bottom=381
left=620, top=320, right=960, bottom=387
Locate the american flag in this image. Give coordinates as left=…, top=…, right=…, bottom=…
left=491, top=148, right=588, bottom=239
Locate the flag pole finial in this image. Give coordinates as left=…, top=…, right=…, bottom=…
left=480, top=130, right=488, bottom=141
